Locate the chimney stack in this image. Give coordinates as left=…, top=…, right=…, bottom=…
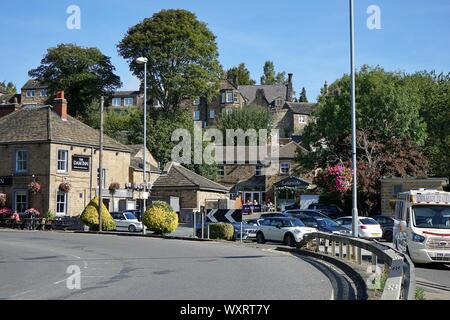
left=53, top=91, right=67, bottom=121
left=323, top=81, right=329, bottom=95
left=286, top=73, right=293, bottom=102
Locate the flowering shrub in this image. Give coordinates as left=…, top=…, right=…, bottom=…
left=24, top=208, right=41, bottom=217
left=28, top=181, right=41, bottom=194
left=0, top=193, right=6, bottom=207
left=59, top=182, right=71, bottom=193
left=314, top=164, right=353, bottom=194
left=0, top=207, right=13, bottom=217
left=109, top=182, right=120, bottom=193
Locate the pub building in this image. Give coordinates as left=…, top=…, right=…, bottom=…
left=0, top=92, right=138, bottom=217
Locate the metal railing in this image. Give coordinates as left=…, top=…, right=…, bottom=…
left=301, top=232, right=415, bottom=300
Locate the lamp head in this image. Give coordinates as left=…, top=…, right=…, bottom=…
left=135, top=57, right=148, bottom=64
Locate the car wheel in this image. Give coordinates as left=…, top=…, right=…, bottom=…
left=284, top=233, right=296, bottom=247
left=256, top=232, right=265, bottom=244
left=128, top=225, right=136, bottom=233
left=384, top=230, right=393, bottom=242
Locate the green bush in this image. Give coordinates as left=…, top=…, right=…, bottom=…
left=80, top=196, right=116, bottom=231
left=143, top=206, right=178, bottom=235
left=150, top=200, right=173, bottom=211
left=44, top=210, right=56, bottom=220
left=209, top=223, right=234, bottom=241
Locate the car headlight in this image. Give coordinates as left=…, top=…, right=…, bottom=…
left=412, top=233, right=426, bottom=243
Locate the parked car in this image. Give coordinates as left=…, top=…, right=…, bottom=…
left=111, top=212, right=143, bottom=232
left=372, top=215, right=394, bottom=242
left=245, top=219, right=263, bottom=226
left=284, top=209, right=330, bottom=219
left=334, top=216, right=383, bottom=239
left=255, top=217, right=317, bottom=247
left=123, top=210, right=143, bottom=222
left=307, top=203, right=344, bottom=219
left=196, top=221, right=257, bottom=241
left=260, top=212, right=288, bottom=219
left=296, top=215, right=352, bottom=236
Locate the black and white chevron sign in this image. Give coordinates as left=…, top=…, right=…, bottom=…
left=206, top=209, right=242, bottom=223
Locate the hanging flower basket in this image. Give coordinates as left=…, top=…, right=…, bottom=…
left=28, top=181, right=42, bottom=194
left=109, top=182, right=120, bottom=194
left=59, top=181, right=71, bottom=193
left=24, top=208, right=41, bottom=217
left=0, top=193, right=6, bottom=207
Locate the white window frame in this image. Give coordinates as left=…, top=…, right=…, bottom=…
left=57, top=149, right=69, bottom=173
left=112, top=98, right=121, bottom=107
left=209, top=110, right=215, bottom=119
left=40, top=89, right=47, bottom=97
left=56, top=190, right=68, bottom=216
left=15, top=150, right=28, bottom=173
left=14, top=190, right=28, bottom=213
left=193, top=111, right=201, bottom=121
left=123, top=97, right=134, bottom=106
left=275, top=99, right=284, bottom=107
left=226, top=91, right=234, bottom=103
left=26, top=90, right=35, bottom=97
left=280, top=162, right=290, bottom=175
left=299, top=115, right=306, bottom=124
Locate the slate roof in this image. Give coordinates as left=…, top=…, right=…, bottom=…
left=153, top=162, right=229, bottom=193
left=286, top=102, right=316, bottom=115
left=130, top=157, right=159, bottom=173
left=0, top=105, right=130, bottom=152
left=21, top=80, right=48, bottom=90
left=112, top=91, right=141, bottom=97
left=273, top=141, right=308, bottom=160
left=238, top=84, right=286, bottom=104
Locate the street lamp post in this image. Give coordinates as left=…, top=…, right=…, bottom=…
left=136, top=57, right=149, bottom=235
left=349, top=0, right=359, bottom=237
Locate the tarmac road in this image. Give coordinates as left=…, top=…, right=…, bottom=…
left=0, top=230, right=332, bottom=300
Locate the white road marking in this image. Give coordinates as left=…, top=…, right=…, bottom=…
left=10, top=290, right=33, bottom=298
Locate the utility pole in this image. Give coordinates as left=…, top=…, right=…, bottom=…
left=98, top=96, right=104, bottom=232
left=349, top=0, right=359, bottom=237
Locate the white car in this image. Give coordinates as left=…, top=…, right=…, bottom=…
left=112, top=212, right=143, bottom=232
left=335, top=216, right=383, bottom=239
left=255, top=217, right=317, bottom=247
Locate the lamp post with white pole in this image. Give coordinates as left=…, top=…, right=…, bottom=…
left=349, top=0, right=359, bottom=237
left=136, top=57, right=149, bottom=235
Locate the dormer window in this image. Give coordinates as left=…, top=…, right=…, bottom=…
left=299, top=115, right=306, bottom=124
left=26, top=90, right=35, bottom=97
left=275, top=98, right=284, bottom=107
left=221, top=91, right=234, bottom=104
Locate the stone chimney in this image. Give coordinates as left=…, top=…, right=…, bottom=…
left=323, top=81, right=329, bottom=95
left=286, top=73, right=293, bottom=102
left=53, top=91, right=67, bottom=121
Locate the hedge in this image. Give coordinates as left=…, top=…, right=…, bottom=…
left=80, top=196, right=116, bottom=231
left=209, top=223, right=235, bottom=241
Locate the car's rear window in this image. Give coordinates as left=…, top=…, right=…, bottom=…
left=360, top=218, right=378, bottom=225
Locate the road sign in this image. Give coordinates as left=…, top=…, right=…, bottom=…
left=206, top=209, right=242, bottom=223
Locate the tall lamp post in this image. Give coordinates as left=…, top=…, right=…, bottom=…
left=349, top=0, right=359, bottom=237
left=136, top=57, right=149, bottom=235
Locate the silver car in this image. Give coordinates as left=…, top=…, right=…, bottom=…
left=112, top=212, right=143, bottom=232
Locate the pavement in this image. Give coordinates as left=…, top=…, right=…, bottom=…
left=0, top=230, right=333, bottom=300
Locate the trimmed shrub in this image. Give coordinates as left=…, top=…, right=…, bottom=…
left=80, top=196, right=116, bottom=231
left=143, top=206, right=178, bottom=235
left=150, top=200, right=173, bottom=211
left=209, top=223, right=234, bottom=241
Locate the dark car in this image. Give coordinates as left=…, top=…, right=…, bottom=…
left=372, top=215, right=394, bottom=242
left=296, top=214, right=352, bottom=236
left=307, top=204, right=344, bottom=219
left=284, top=209, right=330, bottom=220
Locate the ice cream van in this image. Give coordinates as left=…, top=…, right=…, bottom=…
left=393, top=189, right=450, bottom=264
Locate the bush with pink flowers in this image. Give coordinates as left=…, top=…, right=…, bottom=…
left=24, top=208, right=41, bottom=217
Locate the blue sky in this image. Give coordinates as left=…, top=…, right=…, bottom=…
left=1, top=0, right=449, bottom=102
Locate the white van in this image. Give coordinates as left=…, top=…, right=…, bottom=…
left=393, top=189, right=450, bottom=264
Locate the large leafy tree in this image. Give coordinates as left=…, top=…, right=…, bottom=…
left=226, top=63, right=256, bottom=85
left=29, top=44, right=121, bottom=118
left=118, top=9, right=222, bottom=111
left=217, top=105, right=271, bottom=135
left=260, top=61, right=286, bottom=85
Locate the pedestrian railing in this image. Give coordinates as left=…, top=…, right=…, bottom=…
left=301, top=232, right=415, bottom=300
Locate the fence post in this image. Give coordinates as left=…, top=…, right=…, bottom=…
left=324, top=239, right=329, bottom=254
left=357, top=247, right=362, bottom=265
left=315, top=236, right=320, bottom=253
left=347, top=243, right=351, bottom=261
left=372, top=253, right=378, bottom=272
left=339, top=242, right=343, bottom=259
left=332, top=240, right=336, bottom=257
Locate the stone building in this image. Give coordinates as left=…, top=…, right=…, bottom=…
left=106, top=91, right=144, bottom=111
left=21, top=80, right=49, bottom=105
left=151, top=162, right=229, bottom=221
left=0, top=92, right=135, bottom=216
left=380, top=177, right=449, bottom=216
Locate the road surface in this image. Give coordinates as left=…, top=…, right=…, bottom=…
left=0, top=230, right=332, bottom=300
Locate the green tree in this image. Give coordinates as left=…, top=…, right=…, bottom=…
left=299, top=87, right=308, bottom=102
left=29, top=44, right=121, bottom=118
left=260, top=61, right=287, bottom=85
left=0, top=81, right=17, bottom=94
left=118, top=9, right=222, bottom=111
left=217, top=105, right=271, bottom=137
left=226, top=63, right=256, bottom=85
